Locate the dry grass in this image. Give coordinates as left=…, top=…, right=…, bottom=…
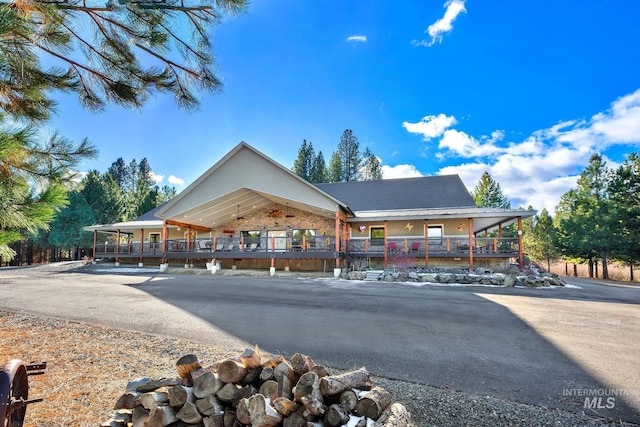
left=0, top=311, right=239, bottom=426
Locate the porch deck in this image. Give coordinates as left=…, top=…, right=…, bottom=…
left=93, top=236, right=519, bottom=261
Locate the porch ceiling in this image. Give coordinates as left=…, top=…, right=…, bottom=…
left=157, top=187, right=337, bottom=229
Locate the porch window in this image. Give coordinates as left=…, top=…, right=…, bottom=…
left=242, top=230, right=262, bottom=248
left=149, top=233, right=161, bottom=244
left=428, top=226, right=443, bottom=245
left=370, top=227, right=385, bottom=246
left=293, top=229, right=316, bottom=249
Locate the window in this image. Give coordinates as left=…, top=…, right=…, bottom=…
left=370, top=227, right=385, bottom=245
left=428, top=226, right=443, bottom=245
left=149, top=233, right=161, bottom=244
left=292, top=229, right=316, bottom=247
left=242, top=230, right=262, bottom=247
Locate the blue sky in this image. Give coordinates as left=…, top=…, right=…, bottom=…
left=47, top=0, right=640, bottom=214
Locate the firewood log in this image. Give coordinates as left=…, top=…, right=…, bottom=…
left=139, top=391, right=169, bottom=410
left=283, top=411, right=307, bottom=427
left=310, top=364, right=329, bottom=378
left=355, top=387, right=391, bottom=420
left=203, top=413, right=224, bottom=427
left=261, top=354, right=287, bottom=369
left=168, top=385, right=194, bottom=408
left=272, top=397, right=299, bottom=416
left=131, top=405, right=149, bottom=427
left=176, top=401, right=203, bottom=424
left=274, top=360, right=298, bottom=384
left=320, top=368, right=372, bottom=396
left=137, top=378, right=182, bottom=393
left=243, top=367, right=261, bottom=385
left=247, top=393, right=283, bottom=427
left=300, top=395, right=327, bottom=417
left=260, top=366, right=274, bottom=381
left=114, top=391, right=140, bottom=410
left=258, top=379, right=278, bottom=400
left=291, top=353, right=316, bottom=375
left=194, top=371, right=223, bottom=398
left=293, top=372, right=323, bottom=403
left=236, top=397, right=252, bottom=425
left=144, top=405, right=177, bottom=427
left=240, top=345, right=262, bottom=368
left=374, top=402, right=412, bottom=427
left=235, top=384, right=257, bottom=408
left=216, top=382, right=242, bottom=402
left=278, top=371, right=293, bottom=400
left=325, top=403, right=351, bottom=427
left=176, top=354, right=202, bottom=380
left=197, top=395, right=225, bottom=416
left=339, top=389, right=358, bottom=411
left=218, top=359, right=248, bottom=384
left=223, top=409, right=237, bottom=427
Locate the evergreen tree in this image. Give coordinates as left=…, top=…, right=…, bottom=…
left=157, top=185, right=177, bottom=204
left=361, top=147, right=382, bottom=181
left=575, top=154, right=613, bottom=279
left=80, top=171, right=125, bottom=224
left=471, top=171, right=511, bottom=209
left=328, top=151, right=342, bottom=183
left=526, top=209, right=558, bottom=271
left=292, top=140, right=314, bottom=181
left=0, top=128, right=96, bottom=260
left=334, top=129, right=361, bottom=182
left=48, top=191, right=95, bottom=251
left=0, top=0, right=247, bottom=121
left=608, top=152, right=640, bottom=280
left=309, top=150, right=327, bottom=184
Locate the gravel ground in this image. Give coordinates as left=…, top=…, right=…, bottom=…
left=0, top=263, right=635, bottom=426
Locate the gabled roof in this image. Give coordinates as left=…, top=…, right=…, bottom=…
left=316, top=175, right=476, bottom=212
left=154, top=142, right=351, bottom=228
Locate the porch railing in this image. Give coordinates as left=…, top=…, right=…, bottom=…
left=94, top=236, right=519, bottom=258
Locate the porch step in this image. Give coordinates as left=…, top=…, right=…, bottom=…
left=364, top=270, right=384, bottom=281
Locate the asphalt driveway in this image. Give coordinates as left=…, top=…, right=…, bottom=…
left=0, top=263, right=638, bottom=423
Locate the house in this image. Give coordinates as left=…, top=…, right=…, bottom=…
left=84, top=142, right=535, bottom=273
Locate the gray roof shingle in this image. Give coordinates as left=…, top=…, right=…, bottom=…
left=316, top=175, right=476, bottom=211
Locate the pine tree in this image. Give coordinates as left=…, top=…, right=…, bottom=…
left=575, top=154, right=613, bottom=279
left=335, top=129, right=361, bottom=182
left=292, top=140, right=314, bottom=181
left=48, top=191, right=95, bottom=251
left=0, top=0, right=247, bottom=121
left=0, top=128, right=96, bottom=260
left=526, top=209, right=558, bottom=271
left=328, top=151, right=342, bottom=183
left=471, top=171, right=511, bottom=209
left=361, top=147, right=382, bottom=181
left=608, top=152, right=640, bottom=280
left=309, top=151, right=327, bottom=184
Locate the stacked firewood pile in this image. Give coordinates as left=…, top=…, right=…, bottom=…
left=101, top=347, right=413, bottom=427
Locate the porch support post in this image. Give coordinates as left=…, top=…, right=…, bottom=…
left=115, top=229, right=120, bottom=266
left=383, top=220, right=388, bottom=269
left=139, top=228, right=144, bottom=267
left=468, top=218, right=473, bottom=271
left=424, top=220, right=429, bottom=267
left=162, top=221, right=168, bottom=264
left=334, top=211, right=340, bottom=269
left=518, top=216, right=524, bottom=271
left=92, top=230, right=97, bottom=261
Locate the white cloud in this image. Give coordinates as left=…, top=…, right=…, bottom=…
left=438, top=129, right=501, bottom=158
left=413, top=0, right=467, bottom=47
left=402, top=114, right=457, bottom=140
left=381, top=164, right=424, bottom=179
left=149, top=172, right=164, bottom=183
left=347, top=35, right=367, bottom=42
left=168, top=175, right=185, bottom=186
left=401, top=88, right=640, bottom=214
